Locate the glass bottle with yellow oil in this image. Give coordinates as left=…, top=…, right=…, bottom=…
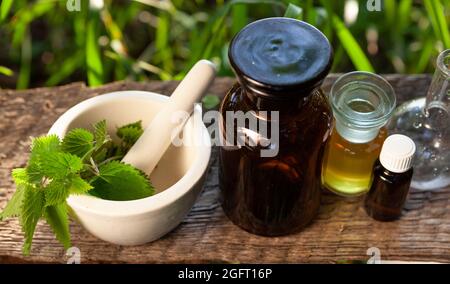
left=322, top=72, right=396, bottom=196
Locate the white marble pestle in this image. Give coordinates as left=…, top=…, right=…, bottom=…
left=122, top=60, right=216, bottom=175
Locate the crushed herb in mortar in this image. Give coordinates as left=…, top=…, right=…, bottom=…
left=0, top=120, right=153, bottom=255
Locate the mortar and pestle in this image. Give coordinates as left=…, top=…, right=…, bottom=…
left=48, top=60, right=216, bottom=245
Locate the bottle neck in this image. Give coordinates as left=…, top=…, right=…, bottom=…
left=335, top=119, right=381, bottom=144
left=329, top=72, right=396, bottom=144
left=241, top=82, right=320, bottom=112
left=423, top=49, right=450, bottom=130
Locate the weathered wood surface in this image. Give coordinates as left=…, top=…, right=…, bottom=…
left=1, top=75, right=449, bottom=264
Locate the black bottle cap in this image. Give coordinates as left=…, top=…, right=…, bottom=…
left=229, top=17, right=333, bottom=97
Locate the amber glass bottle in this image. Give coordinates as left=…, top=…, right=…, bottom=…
left=219, top=18, right=333, bottom=236
left=365, top=134, right=416, bottom=221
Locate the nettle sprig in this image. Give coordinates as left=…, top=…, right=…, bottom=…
left=0, top=120, right=154, bottom=255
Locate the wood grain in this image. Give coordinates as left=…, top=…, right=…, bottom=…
left=1, top=75, right=449, bottom=264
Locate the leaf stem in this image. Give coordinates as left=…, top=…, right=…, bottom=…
left=98, top=155, right=123, bottom=166
left=90, top=157, right=100, bottom=176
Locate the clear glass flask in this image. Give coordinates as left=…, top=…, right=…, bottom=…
left=388, top=49, right=450, bottom=190
left=322, top=72, right=396, bottom=196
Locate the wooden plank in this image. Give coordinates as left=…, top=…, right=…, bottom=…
left=1, top=75, right=449, bottom=264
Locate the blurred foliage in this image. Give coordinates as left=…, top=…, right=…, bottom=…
left=0, top=0, right=449, bottom=89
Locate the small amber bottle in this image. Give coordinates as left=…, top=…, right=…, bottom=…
left=365, top=134, right=416, bottom=221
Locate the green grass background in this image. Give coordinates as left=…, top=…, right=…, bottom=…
left=0, top=0, right=448, bottom=89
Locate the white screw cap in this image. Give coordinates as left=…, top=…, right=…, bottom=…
left=379, top=134, right=416, bottom=173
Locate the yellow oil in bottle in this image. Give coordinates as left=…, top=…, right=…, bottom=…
left=322, top=127, right=387, bottom=196
left=323, top=72, right=396, bottom=197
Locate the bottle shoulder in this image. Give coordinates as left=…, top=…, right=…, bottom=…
left=221, top=82, right=332, bottom=116
left=221, top=83, right=245, bottom=112
left=373, top=160, right=414, bottom=184
left=328, top=127, right=387, bottom=155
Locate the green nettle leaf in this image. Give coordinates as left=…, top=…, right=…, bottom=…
left=117, top=121, right=142, bottom=130
left=44, top=180, right=70, bottom=207
left=92, top=147, right=108, bottom=164
left=93, top=119, right=109, bottom=148
left=105, top=144, right=125, bottom=161
left=20, top=186, right=45, bottom=255
left=26, top=163, right=45, bottom=185
left=90, top=161, right=154, bottom=201
left=116, top=121, right=144, bottom=146
left=68, top=175, right=93, bottom=195
left=44, top=175, right=92, bottom=207
left=27, top=135, right=63, bottom=184
left=2, top=119, right=153, bottom=255
left=44, top=203, right=71, bottom=249
left=1, top=169, right=30, bottom=220
left=0, top=185, right=25, bottom=221
left=30, top=135, right=61, bottom=158
left=62, top=128, right=94, bottom=158
left=117, top=127, right=143, bottom=145
left=40, top=152, right=83, bottom=178
left=12, top=168, right=29, bottom=186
